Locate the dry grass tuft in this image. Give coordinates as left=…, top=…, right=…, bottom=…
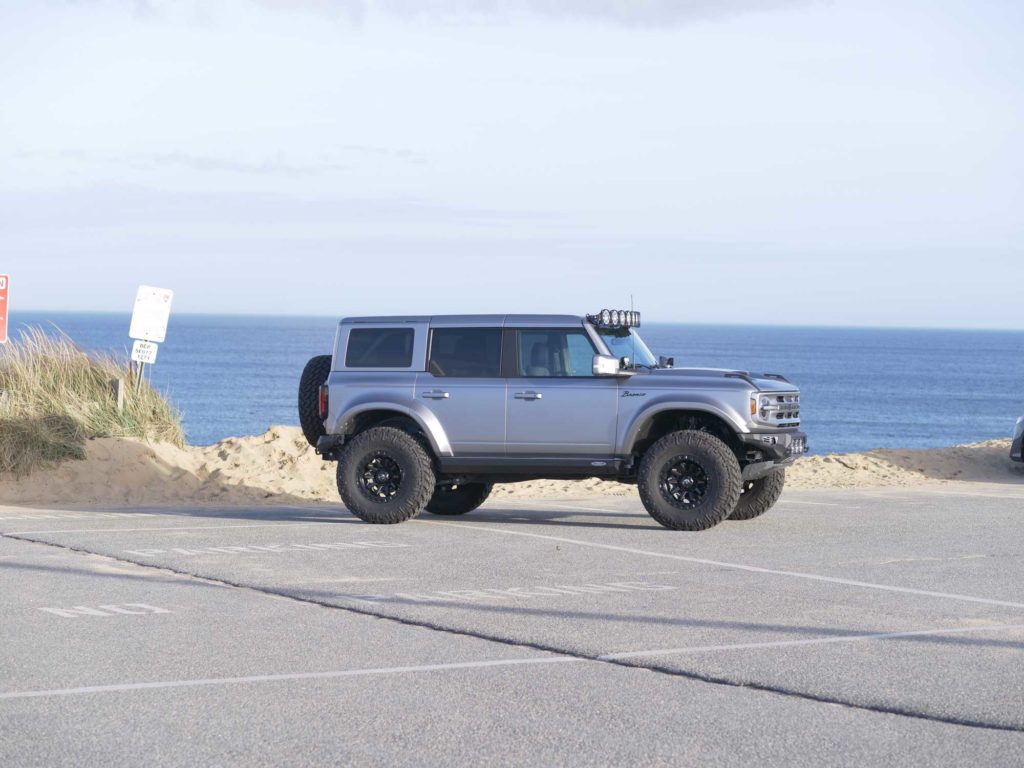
left=0, top=327, right=184, bottom=475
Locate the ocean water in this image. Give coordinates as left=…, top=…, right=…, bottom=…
left=8, top=312, right=1024, bottom=455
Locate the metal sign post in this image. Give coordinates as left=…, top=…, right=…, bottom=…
left=128, top=285, right=173, bottom=392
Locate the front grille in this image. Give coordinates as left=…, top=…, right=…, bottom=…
left=758, top=392, right=800, bottom=427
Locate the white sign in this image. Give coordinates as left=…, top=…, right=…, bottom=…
left=131, top=339, right=159, bottom=365
left=129, top=285, right=173, bottom=342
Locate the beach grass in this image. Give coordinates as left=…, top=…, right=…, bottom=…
left=0, top=327, right=184, bottom=475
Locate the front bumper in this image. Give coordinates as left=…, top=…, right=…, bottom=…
left=739, top=430, right=808, bottom=480
left=1011, top=419, right=1024, bottom=463
left=740, top=430, right=808, bottom=461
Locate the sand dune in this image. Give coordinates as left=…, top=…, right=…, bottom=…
left=0, top=426, right=1019, bottom=508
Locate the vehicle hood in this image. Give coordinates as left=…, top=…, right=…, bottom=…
left=642, top=367, right=799, bottom=393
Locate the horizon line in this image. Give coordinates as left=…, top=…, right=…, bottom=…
left=7, top=308, right=1024, bottom=334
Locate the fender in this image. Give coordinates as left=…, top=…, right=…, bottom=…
left=618, top=395, right=750, bottom=455
left=330, top=396, right=454, bottom=457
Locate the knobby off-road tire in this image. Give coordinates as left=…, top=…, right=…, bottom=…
left=637, top=430, right=742, bottom=531
left=337, top=426, right=436, bottom=524
left=425, top=482, right=493, bottom=516
left=298, top=355, right=332, bottom=447
left=729, top=469, right=786, bottom=521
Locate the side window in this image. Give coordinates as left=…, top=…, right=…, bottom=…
left=345, top=328, right=414, bottom=368
left=517, top=330, right=596, bottom=377
left=428, top=328, right=502, bottom=378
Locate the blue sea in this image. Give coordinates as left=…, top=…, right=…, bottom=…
left=9, top=312, right=1024, bottom=455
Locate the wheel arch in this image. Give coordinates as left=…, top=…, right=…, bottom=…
left=334, top=403, right=452, bottom=457
left=624, top=406, right=745, bottom=460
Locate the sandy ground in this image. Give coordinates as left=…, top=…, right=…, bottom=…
left=0, top=426, right=1019, bottom=507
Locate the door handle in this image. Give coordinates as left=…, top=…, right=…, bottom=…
left=422, top=390, right=450, bottom=400
left=513, top=391, right=543, bottom=401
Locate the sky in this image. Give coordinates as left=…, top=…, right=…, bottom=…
left=0, top=0, right=1021, bottom=328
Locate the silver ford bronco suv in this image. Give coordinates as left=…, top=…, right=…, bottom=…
left=298, top=310, right=807, bottom=531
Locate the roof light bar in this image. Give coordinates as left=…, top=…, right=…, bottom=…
left=587, top=308, right=642, bottom=329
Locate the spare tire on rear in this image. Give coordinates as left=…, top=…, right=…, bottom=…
left=298, top=354, right=332, bottom=447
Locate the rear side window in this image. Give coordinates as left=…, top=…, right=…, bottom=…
left=345, top=328, right=415, bottom=368
left=428, top=328, right=502, bottom=378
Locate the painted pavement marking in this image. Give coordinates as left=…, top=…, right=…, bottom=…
left=122, top=540, right=411, bottom=557
left=38, top=603, right=171, bottom=619
left=414, top=518, right=1024, bottom=610
left=1, top=622, right=1021, bottom=701
left=0, top=512, right=161, bottom=522
left=346, top=580, right=675, bottom=604
left=11, top=521, right=337, bottom=536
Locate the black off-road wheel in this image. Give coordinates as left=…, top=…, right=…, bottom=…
left=337, top=426, right=436, bottom=524
left=298, top=355, right=332, bottom=447
left=729, top=469, right=786, bottom=521
left=425, top=482, right=493, bottom=516
left=637, top=430, right=742, bottom=531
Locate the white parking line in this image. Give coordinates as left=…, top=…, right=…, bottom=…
left=415, top=519, right=1024, bottom=610
left=1, top=622, right=1020, bottom=701
left=774, top=499, right=843, bottom=507
left=598, top=623, right=1024, bottom=660
left=499, top=498, right=847, bottom=511
left=912, top=491, right=1024, bottom=501
left=7, top=522, right=337, bottom=536
left=38, top=603, right=172, bottom=619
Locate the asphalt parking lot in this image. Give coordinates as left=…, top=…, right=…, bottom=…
left=2, top=484, right=1023, bottom=767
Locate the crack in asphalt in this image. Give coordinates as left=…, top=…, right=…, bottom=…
left=4, top=531, right=1023, bottom=734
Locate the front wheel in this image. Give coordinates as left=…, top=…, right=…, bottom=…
left=425, top=482, right=493, bottom=516
left=729, top=470, right=785, bottom=521
left=637, top=430, right=742, bottom=531
left=337, top=426, right=436, bottom=524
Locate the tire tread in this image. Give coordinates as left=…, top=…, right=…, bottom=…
left=337, top=426, right=435, bottom=524
left=298, top=355, right=332, bottom=447
left=637, top=430, right=742, bottom=531
left=729, top=469, right=786, bottom=521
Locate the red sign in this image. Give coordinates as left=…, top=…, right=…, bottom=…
left=0, top=274, right=8, bottom=344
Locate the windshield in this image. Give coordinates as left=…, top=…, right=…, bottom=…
left=596, top=328, right=658, bottom=368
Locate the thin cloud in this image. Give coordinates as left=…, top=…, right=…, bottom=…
left=371, top=0, right=809, bottom=25
left=113, top=0, right=810, bottom=26
left=15, top=147, right=427, bottom=176
left=132, top=152, right=350, bottom=176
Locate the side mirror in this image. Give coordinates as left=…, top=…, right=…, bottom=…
left=659, top=355, right=675, bottom=369
left=593, top=354, right=633, bottom=377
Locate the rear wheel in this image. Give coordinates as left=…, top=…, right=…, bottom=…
left=729, top=469, right=785, bottom=521
left=298, top=355, right=332, bottom=447
left=425, top=482, right=493, bottom=516
left=637, top=430, right=742, bottom=531
left=337, top=426, right=436, bottom=524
